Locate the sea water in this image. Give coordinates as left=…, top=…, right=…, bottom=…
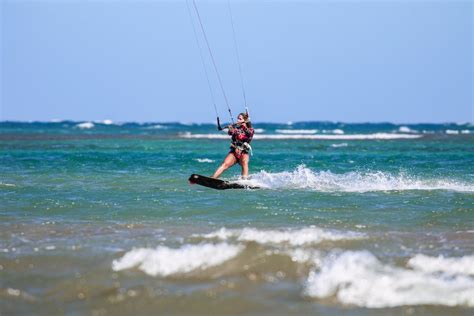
left=1, top=121, right=473, bottom=315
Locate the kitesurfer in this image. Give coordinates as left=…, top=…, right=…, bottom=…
left=212, top=112, right=254, bottom=179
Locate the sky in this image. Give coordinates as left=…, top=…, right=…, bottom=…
left=0, top=0, right=472, bottom=123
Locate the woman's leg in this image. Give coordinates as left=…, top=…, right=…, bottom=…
left=212, top=153, right=237, bottom=178
left=240, top=154, right=250, bottom=179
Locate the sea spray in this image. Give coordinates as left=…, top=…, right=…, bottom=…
left=242, top=165, right=474, bottom=192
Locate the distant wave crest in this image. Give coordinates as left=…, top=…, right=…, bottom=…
left=181, top=133, right=422, bottom=140
left=75, top=122, right=95, bottom=129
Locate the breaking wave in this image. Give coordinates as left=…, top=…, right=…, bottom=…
left=305, top=251, right=474, bottom=308
left=75, top=122, right=95, bottom=129
left=241, top=165, right=473, bottom=192
left=112, top=243, right=243, bottom=277
left=408, top=254, right=474, bottom=276
left=199, top=226, right=365, bottom=246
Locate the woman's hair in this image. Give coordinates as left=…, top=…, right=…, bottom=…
left=239, top=112, right=252, bottom=128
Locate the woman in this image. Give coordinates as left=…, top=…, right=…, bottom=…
left=212, top=112, right=254, bottom=179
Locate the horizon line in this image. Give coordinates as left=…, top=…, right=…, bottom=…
left=0, top=119, right=473, bottom=126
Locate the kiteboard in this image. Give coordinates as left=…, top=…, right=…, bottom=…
left=189, top=174, right=259, bottom=190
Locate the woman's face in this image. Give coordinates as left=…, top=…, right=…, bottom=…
left=237, top=114, right=244, bottom=122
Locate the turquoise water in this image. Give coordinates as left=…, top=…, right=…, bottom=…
left=1, top=121, right=473, bottom=315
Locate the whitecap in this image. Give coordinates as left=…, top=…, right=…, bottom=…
left=275, top=129, right=318, bottom=134
left=408, top=254, right=474, bottom=276
left=398, top=126, right=418, bottom=133
left=200, top=226, right=365, bottom=246
left=305, top=251, right=474, bottom=308
left=321, top=129, right=345, bottom=134
left=330, top=143, right=348, bottom=148
left=253, top=128, right=265, bottom=133
left=112, top=243, right=243, bottom=277
left=445, top=129, right=459, bottom=134
left=195, top=158, right=215, bottom=163
left=146, top=124, right=168, bottom=129
left=75, top=122, right=94, bottom=129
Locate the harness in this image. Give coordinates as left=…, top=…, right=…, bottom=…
left=230, top=141, right=253, bottom=158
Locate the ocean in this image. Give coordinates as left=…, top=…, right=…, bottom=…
left=1, top=120, right=473, bottom=315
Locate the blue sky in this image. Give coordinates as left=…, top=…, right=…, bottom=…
left=1, top=0, right=472, bottom=123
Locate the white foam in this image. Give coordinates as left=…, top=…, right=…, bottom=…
left=75, top=122, right=94, bottom=129
left=200, top=226, right=364, bottom=246
left=93, top=119, right=114, bottom=125
left=0, top=182, right=16, bottom=187
left=398, top=126, right=418, bottom=133
left=330, top=143, right=348, bottom=148
left=243, top=165, right=474, bottom=192
left=112, top=243, right=243, bottom=277
left=146, top=124, right=168, bottom=129
left=461, top=129, right=471, bottom=134
left=408, top=254, right=474, bottom=276
left=195, top=158, right=215, bottom=163
left=180, top=133, right=422, bottom=140
left=446, top=129, right=459, bottom=134
left=253, top=128, right=265, bottom=133
left=276, top=129, right=318, bottom=134
left=102, top=119, right=113, bottom=125
left=305, top=251, right=474, bottom=308
left=288, top=249, right=323, bottom=265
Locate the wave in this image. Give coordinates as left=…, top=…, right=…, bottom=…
left=322, top=129, right=344, bottom=134
left=240, top=165, right=473, bottom=192
left=92, top=119, right=114, bottom=125
left=198, top=226, right=365, bottom=246
left=112, top=243, right=243, bottom=277
left=305, top=251, right=474, bottom=308
left=180, top=133, right=422, bottom=140
left=330, top=143, right=348, bottom=148
left=0, top=182, right=16, bottom=188
left=74, top=122, right=95, bottom=129
left=398, top=126, right=418, bottom=133
left=275, top=129, right=318, bottom=134
left=445, top=129, right=472, bottom=135
left=195, top=158, right=215, bottom=163
left=145, top=124, right=168, bottom=129
left=408, top=254, right=474, bottom=276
